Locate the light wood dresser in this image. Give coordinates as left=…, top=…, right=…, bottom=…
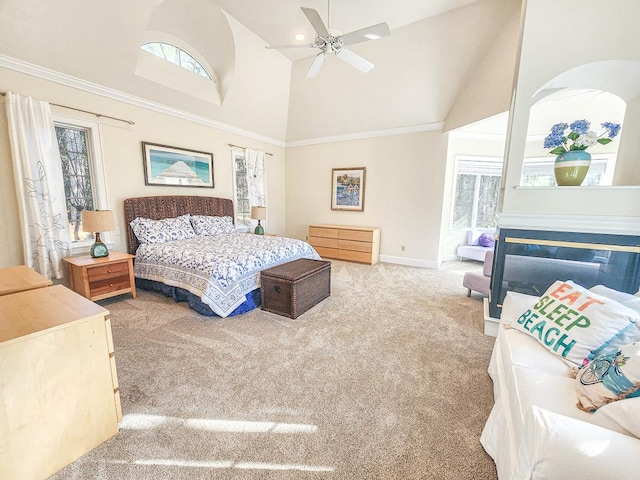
left=309, top=224, right=381, bottom=265
left=0, top=284, right=121, bottom=480
left=0, top=265, right=52, bottom=296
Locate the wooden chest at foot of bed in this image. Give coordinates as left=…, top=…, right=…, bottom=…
left=260, top=259, right=331, bottom=318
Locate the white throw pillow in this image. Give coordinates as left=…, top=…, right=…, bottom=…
left=591, top=397, right=640, bottom=438
left=576, top=342, right=640, bottom=412
left=510, top=280, right=640, bottom=366
left=130, top=215, right=196, bottom=244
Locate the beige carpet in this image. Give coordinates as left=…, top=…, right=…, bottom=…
left=51, top=260, right=497, bottom=479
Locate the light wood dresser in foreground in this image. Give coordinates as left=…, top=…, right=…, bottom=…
left=0, top=265, right=52, bottom=296
left=309, top=224, right=381, bottom=265
left=0, top=284, right=121, bottom=480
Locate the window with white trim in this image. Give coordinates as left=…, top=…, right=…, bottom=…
left=451, top=157, right=502, bottom=230
left=232, top=150, right=251, bottom=229
left=521, top=155, right=615, bottom=186
left=141, top=42, right=213, bottom=80
left=53, top=116, right=109, bottom=251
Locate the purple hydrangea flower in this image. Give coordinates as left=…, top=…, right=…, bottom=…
left=544, top=132, right=564, bottom=149
left=551, top=123, right=568, bottom=135
left=569, top=119, right=590, bottom=135
left=601, top=122, right=621, bottom=138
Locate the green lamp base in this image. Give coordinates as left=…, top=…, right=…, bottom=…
left=254, top=221, right=264, bottom=235
left=90, top=241, right=109, bottom=258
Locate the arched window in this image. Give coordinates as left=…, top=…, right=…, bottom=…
left=141, top=42, right=213, bottom=81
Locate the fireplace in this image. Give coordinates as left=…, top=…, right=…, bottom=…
left=489, top=228, right=640, bottom=318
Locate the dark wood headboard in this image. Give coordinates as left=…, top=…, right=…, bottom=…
left=123, top=195, right=234, bottom=254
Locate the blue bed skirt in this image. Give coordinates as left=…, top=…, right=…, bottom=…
left=135, top=278, right=261, bottom=317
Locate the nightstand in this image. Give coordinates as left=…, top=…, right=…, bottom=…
left=63, top=251, right=136, bottom=301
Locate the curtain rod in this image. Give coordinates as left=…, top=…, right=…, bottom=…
left=0, top=91, right=135, bottom=125
left=228, top=143, right=273, bottom=156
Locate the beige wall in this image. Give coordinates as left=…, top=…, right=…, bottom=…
left=286, top=131, right=448, bottom=268
left=0, top=69, right=286, bottom=268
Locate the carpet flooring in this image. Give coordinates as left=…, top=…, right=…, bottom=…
left=51, top=260, right=497, bottom=479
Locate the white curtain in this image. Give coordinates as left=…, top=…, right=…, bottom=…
left=6, top=92, right=71, bottom=279
left=245, top=148, right=266, bottom=226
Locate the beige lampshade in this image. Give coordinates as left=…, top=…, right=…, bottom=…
left=250, top=206, right=267, bottom=221
left=81, top=210, right=115, bottom=232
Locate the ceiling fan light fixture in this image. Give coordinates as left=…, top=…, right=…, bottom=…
left=294, top=33, right=305, bottom=41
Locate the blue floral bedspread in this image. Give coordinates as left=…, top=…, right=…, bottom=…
left=134, top=233, right=320, bottom=317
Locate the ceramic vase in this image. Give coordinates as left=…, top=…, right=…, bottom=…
left=554, top=150, right=591, bottom=186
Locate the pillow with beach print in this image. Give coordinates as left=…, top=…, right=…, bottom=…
left=510, top=280, right=640, bottom=367
left=576, top=341, right=640, bottom=412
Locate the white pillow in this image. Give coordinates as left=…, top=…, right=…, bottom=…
left=190, top=215, right=235, bottom=236
left=576, top=342, right=640, bottom=413
left=510, top=280, right=640, bottom=366
left=130, top=215, right=196, bottom=244
left=591, top=397, right=640, bottom=438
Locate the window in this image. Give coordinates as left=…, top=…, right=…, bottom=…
left=521, top=155, right=614, bottom=186
left=54, top=116, right=108, bottom=250
left=231, top=149, right=266, bottom=230
left=451, top=157, right=502, bottom=230
left=232, top=150, right=251, bottom=229
left=141, top=42, right=213, bottom=80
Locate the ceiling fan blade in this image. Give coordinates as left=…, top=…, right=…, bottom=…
left=339, top=23, right=391, bottom=46
left=266, top=44, right=317, bottom=49
left=301, top=7, right=329, bottom=37
left=335, top=48, right=374, bottom=73
left=306, top=53, right=326, bottom=79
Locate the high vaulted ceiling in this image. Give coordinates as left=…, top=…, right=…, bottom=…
left=213, top=0, right=483, bottom=60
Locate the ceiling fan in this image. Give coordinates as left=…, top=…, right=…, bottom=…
left=266, top=1, right=391, bottom=78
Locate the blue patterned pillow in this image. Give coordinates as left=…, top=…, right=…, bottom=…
left=190, top=215, right=235, bottom=236
left=130, top=215, right=196, bottom=244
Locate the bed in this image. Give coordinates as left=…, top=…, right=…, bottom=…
left=123, top=195, right=321, bottom=317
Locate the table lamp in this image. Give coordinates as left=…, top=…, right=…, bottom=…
left=81, top=210, right=115, bottom=257
left=251, top=206, right=266, bottom=235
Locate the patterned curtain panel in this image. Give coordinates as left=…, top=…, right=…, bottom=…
left=6, top=92, right=71, bottom=279
left=245, top=148, right=266, bottom=226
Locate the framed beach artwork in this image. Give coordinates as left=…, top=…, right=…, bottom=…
left=142, top=142, right=214, bottom=188
left=331, top=167, right=366, bottom=211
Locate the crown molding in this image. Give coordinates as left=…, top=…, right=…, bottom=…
left=286, top=122, right=445, bottom=148
left=498, top=213, right=640, bottom=236
left=1, top=55, right=447, bottom=149
left=0, top=55, right=286, bottom=147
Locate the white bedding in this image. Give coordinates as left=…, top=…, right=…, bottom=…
left=134, top=233, right=320, bottom=317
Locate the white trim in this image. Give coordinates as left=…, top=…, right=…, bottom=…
left=0, top=54, right=444, bottom=148
left=379, top=254, right=438, bottom=269
left=286, top=122, right=445, bottom=147
left=0, top=54, right=285, bottom=147
left=498, top=213, right=640, bottom=235
left=1, top=55, right=449, bottom=148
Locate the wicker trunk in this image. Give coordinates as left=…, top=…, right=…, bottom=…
left=260, top=259, right=331, bottom=318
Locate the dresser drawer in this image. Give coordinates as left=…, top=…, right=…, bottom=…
left=89, top=275, right=131, bottom=297
left=339, top=239, right=372, bottom=253
left=339, top=229, right=373, bottom=242
left=309, top=236, right=339, bottom=248
left=309, top=226, right=340, bottom=239
left=87, top=261, right=129, bottom=281
left=338, top=250, right=373, bottom=264
left=314, top=246, right=339, bottom=259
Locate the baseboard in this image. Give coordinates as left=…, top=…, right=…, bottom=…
left=441, top=253, right=461, bottom=262
left=379, top=255, right=438, bottom=269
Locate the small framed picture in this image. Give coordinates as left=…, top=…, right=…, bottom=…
left=331, top=167, right=366, bottom=211
left=142, top=142, right=214, bottom=188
